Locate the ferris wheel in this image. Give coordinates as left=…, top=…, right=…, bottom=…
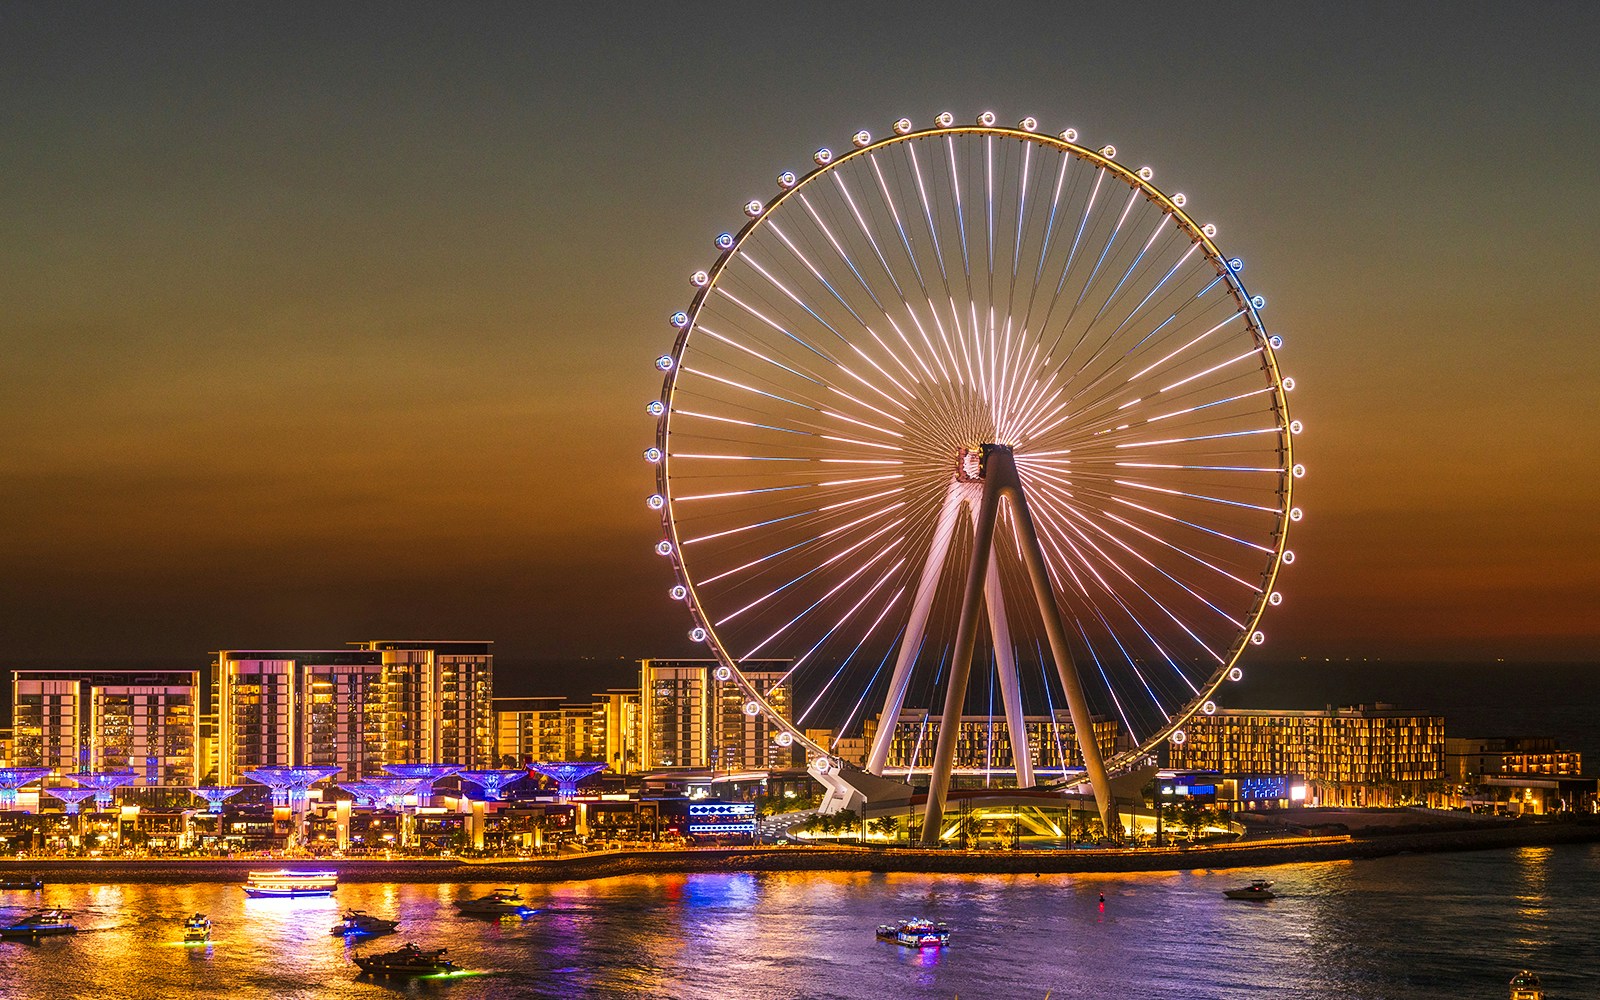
left=645, top=111, right=1300, bottom=840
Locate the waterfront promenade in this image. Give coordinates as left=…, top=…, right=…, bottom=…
left=3, top=818, right=1595, bottom=884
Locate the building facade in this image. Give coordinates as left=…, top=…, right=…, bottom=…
left=1171, top=703, right=1446, bottom=806
left=880, top=710, right=1121, bottom=780
left=10, top=669, right=200, bottom=786
left=494, top=697, right=565, bottom=766
left=217, top=641, right=495, bottom=783
left=1444, top=737, right=1583, bottom=783
left=352, top=641, right=496, bottom=770
left=639, top=659, right=794, bottom=771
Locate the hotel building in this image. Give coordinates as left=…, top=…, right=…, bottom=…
left=10, top=669, right=200, bottom=785
left=1170, top=703, right=1446, bottom=806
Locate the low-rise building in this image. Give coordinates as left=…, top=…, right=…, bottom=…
left=1445, top=737, right=1582, bottom=783
left=1171, top=703, right=1446, bottom=807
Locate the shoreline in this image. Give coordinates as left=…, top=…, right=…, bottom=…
left=2, top=821, right=1596, bottom=884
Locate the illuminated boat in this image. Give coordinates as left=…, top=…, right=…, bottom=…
left=1509, top=970, right=1544, bottom=1000
left=876, top=918, right=951, bottom=948
left=1223, top=879, right=1275, bottom=901
left=183, top=914, right=211, bottom=942
left=453, top=887, right=533, bottom=917
left=242, top=869, right=338, bottom=898
left=353, top=942, right=459, bottom=978
left=332, top=909, right=399, bottom=937
left=0, top=909, right=77, bottom=938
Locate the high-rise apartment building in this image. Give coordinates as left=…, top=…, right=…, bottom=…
left=216, top=641, right=495, bottom=783
left=639, top=659, right=794, bottom=771
left=352, top=641, right=495, bottom=770
left=11, top=669, right=199, bottom=785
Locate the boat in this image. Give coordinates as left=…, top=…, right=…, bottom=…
left=1509, top=970, right=1544, bottom=1000
left=1223, top=879, right=1275, bottom=901
left=0, top=909, right=77, bottom=939
left=453, top=887, right=534, bottom=917
left=183, top=914, right=211, bottom=943
left=875, top=918, right=952, bottom=948
left=331, top=909, right=399, bottom=937
left=242, top=869, right=338, bottom=898
left=353, top=942, right=460, bottom=978
left=0, top=879, right=42, bottom=891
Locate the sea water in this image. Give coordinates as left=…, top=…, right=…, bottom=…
left=3, top=843, right=1597, bottom=999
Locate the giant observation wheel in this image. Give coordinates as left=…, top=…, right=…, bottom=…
left=645, top=111, right=1301, bottom=838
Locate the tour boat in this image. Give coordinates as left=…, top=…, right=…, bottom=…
left=1509, top=970, right=1544, bottom=1000
left=453, top=887, right=534, bottom=917
left=242, top=869, right=338, bottom=898
left=332, top=909, right=399, bottom=937
left=0, top=879, right=42, bottom=891
left=1223, top=879, right=1276, bottom=901
left=183, top=914, right=211, bottom=943
left=876, top=918, right=952, bottom=948
left=353, top=942, right=460, bottom=978
left=0, top=909, right=77, bottom=939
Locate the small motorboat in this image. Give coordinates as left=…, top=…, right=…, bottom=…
left=353, top=942, right=460, bottom=978
left=453, top=887, right=534, bottom=917
left=0, top=879, right=42, bottom=891
left=332, top=909, right=399, bottom=937
left=1223, top=879, right=1275, bottom=901
left=876, top=918, right=952, bottom=948
left=242, top=869, right=338, bottom=898
left=1509, top=969, right=1544, bottom=1000
left=183, top=913, right=211, bottom=943
left=0, top=909, right=77, bottom=939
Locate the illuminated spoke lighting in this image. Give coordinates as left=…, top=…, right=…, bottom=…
left=647, top=112, right=1298, bottom=841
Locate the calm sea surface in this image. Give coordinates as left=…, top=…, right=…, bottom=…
left=4, top=844, right=1598, bottom=999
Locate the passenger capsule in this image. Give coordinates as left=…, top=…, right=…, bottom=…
left=893, top=118, right=913, bottom=134
left=814, top=148, right=833, bottom=165
left=852, top=129, right=871, bottom=147
left=935, top=111, right=954, bottom=128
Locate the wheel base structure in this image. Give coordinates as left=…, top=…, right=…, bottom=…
left=917, top=445, right=1123, bottom=846
left=810, top=758, right=914, bottom=817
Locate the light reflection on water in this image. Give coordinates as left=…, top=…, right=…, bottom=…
left=1, top=845, right=1597, bottom=999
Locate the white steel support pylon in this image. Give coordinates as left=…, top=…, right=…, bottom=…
left=865, top=480, right=1034, bottom=788
left=910, top=445, right=1121, bottom=846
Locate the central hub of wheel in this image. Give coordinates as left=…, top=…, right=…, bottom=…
left=956, top=443, right=1010, bottom=482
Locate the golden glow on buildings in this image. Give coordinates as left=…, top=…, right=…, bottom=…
left=882, top=711, right=1120, bottom=777
left=1171, top=703, right=1445, bottom=806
